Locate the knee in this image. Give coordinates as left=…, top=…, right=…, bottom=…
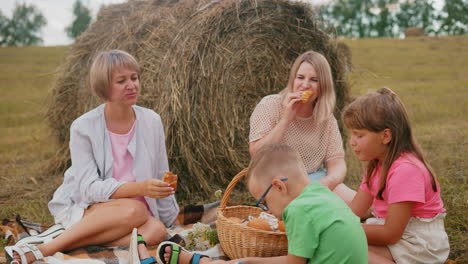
left=117, top=199, right=149, bottom=227
left=140, top=218, right=167, bottom=246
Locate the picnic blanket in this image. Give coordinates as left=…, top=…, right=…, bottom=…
left=0, top=201, right=229, bottom=264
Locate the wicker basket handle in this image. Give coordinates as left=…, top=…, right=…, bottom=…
left=219, top=168, right=248, bottom=209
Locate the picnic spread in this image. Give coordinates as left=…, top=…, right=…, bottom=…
left=0, top=202, right=228, bottom=264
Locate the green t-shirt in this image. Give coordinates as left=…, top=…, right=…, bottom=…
left=283, top=182, right=368, bottom=264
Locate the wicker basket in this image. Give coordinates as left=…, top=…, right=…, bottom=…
left=217, top=168, right=288, bottom=259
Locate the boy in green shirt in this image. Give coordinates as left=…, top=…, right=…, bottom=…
left=152, top=144, right=368, bottom=264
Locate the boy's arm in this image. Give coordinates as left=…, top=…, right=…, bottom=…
left=215, top=255, right=306, bottom=264
left=349, top=189, right=373, bottom=218
left=363, top=202, right=413, bottom=245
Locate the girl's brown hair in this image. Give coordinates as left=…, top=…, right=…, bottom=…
left=342, top=87, right=438, bottom=199
left=281, top=50, right=335, bottom=123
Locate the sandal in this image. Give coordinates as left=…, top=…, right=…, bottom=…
left=156, top=241, right=209, bottom=264
left=16, top=224, right=65, bottom=246
left=137, top=234, right=157, bottom=264
left=4, top=244, right=44, bottom=264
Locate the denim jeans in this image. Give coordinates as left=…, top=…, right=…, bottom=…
left=308, top=167, right=327, bottom=182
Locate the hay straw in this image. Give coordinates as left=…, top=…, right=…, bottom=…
left=47, top=0, right=351, bottom=201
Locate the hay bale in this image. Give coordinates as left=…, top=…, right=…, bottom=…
left=47, top=0, right=351, bottom=201
left=405, top=27, right=425, bottom=37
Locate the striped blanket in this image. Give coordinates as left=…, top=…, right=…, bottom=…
left=0, top=201, right=228, bottom=264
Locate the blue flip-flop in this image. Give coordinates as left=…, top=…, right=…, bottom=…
left=140, top=256, right=157, bottom=264
left=156, top=241, right=209, bottom=264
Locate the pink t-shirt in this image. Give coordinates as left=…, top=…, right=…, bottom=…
left=360, top=152, right=445, bottom=218
left=108, top=121, right=152, bottom=215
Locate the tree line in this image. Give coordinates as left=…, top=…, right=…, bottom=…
left=320, top=0, right=467, bottom=37
left=0, top=0, right=91, bottom=46
left=0, top=0, right=466, bottom=46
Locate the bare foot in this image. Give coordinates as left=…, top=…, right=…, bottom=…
left=11, top=245, right=45, bottom=264
left=138, top=242, right=151, bottom=260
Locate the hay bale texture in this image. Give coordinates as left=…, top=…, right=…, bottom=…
left=47, top=0, right=351, bottom=200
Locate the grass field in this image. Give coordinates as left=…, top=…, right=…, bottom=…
left=0, top=36, right=466, bottom=261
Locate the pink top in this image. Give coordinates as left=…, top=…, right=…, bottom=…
left=360, top=152, right=445, bottom=218
left=108, top=121, right=152, bottom=215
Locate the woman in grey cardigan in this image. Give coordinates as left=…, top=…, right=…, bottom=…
left=6, top=50, right=179, bottom=264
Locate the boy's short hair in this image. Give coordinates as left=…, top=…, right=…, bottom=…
left=89, top=49, right=140, bottom=100
left=246, top=144, right=307, bottom=186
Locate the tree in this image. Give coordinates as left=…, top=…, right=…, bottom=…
left=0, top=3, right=47, bottom=46
left=396, top=0, right=437, bottom=35
left=65, top=0, right=92, bottom=39
left=373, top=0, right=399, bottom=37
left=320, top=0, right=399, bottom=38
left=438, top=0, right=468, bottom=35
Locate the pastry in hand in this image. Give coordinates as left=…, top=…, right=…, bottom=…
left=300, top=90, right=314, bottom=104
left=163, top=171, right=178, bottom=191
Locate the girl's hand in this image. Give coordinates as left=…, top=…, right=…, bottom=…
left=281, top=92, right=302, bottom=123
left=141, top=179, right=174, bottom=199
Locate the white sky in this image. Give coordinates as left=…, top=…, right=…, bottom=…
left=0, top=0, right=444, bottom=46
left=1, top=0, right=127, bottom=46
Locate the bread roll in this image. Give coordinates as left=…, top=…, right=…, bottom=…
left=163, top=171, right=178, bottom=191
left=247, top=218, right=271, bottom=231
left=300, top=90, right=314, bottom=104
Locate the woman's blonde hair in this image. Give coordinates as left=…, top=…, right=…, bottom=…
left=342, top=87, right=438, bottom=200
left=89, top=49, right=140, bottom=100
left=281, top=50, right=336, bottom=123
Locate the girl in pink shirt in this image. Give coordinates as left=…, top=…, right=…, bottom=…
left=342, top=88, right=449, bottom=264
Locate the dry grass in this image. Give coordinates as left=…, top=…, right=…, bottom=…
left=0, top=36, right=466, bottom=260
left=341, top=36, right=468, bottom=261
left=0, top=46, right=67, bottom=225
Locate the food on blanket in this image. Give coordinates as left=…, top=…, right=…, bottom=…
left=163, top=171, right=178, bottom=191
left=228, top=217, right=243, bottom=224
left=247, top=218, right=271, bottom=231
left=186, top=222, right=219, bottom=251
left=214, top=189, right=223, bottom=200
left=278, top=221, right=286, bottom=232
left=300, top=90, right=314, bottom=104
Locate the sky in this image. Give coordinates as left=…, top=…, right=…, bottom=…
left=1, top=0, right=127, bottom=46
left=0, top=0, right=444, bottom=46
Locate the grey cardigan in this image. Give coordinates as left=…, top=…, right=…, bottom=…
left=48, top=104, right=179, bottom=227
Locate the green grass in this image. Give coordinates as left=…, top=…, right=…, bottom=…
left=0, top=36, right=466, bottom=261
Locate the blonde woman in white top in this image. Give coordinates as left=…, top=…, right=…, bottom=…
left=249, top=50, right=355, bottom=201
left=5, top=50, right=179, bottom=264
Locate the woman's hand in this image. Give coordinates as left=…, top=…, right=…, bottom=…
left=249, top=92, right=301, bottom=156
left=321, top=158, right=346, bottom=190
left=281, top=92, right=302, bottom=123
left=141, top=179, right=174, bottom=199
